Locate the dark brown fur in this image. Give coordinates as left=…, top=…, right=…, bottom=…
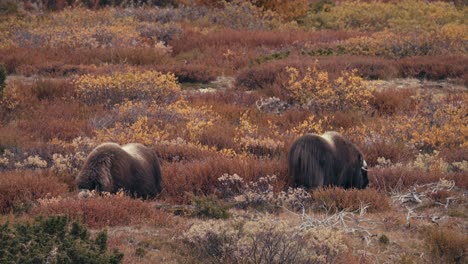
left=288, top=131, right=368, bottom=189
left=76, top=143, right=162, bottom=198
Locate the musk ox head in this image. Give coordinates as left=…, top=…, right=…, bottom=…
left=76, top=142, right=162, bottom=198
left=288, top=131, right=368, bottom=190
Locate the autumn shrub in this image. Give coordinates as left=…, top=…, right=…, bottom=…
left=285, top=66, right=374, bottom=113
left=358, top=140, right=416, bottom=167
left=0, top=170, right=69, bottom=214
left=172, top=29, right=361, bottom=55
left=422, top=226, right=467, bottom=264
left=64, top=47, right=172, bottom=66
left=253, top=0, right=309, bottom=21
left=183, top=217, right=348, bottom=263
left=75, top=70, right=181, bottom=107
left=370, top=88, right=416, bottom=115
left=341, top=27, right=467, bottom=58
left=17, top=100, right=94, bottom=142
left=30, top=79, right=74, bottom=101
left=311, top=187, right=390, bottom=213
left=301, top=0, right=465, bottom=31
left=161, top=156, right=288, bottom=203
left=371, top=167, right=468, bottom=192
left=397, top=56, right=468, bottom=80
left=156, top=64, right=218, bottom=83
left=31, top=194, right=173, bottom=229
left=312, top=55, right=399, bottom=80
left=0, top=215, right=124, bottom=264
left=235, top=60, right=298, bottom=91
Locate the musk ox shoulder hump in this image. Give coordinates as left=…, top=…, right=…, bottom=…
left=320, top=131, right=337, bottom=150
left=122, top=143, right=145, bottom=162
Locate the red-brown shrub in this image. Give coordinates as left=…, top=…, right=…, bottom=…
left=17, top=101, right=94, bottom=141
left=358, top=140, right=417, bottom=166
left=371, top=88, right=416, bottom=115
left=155, top=64, right=219, bottom=83
left=30, top=195, right=173, bottom=228
left=31, top=79, right=75, bottom=101
left=0, top=170, right=69, bottom=214
left=172, top=29, right=362, bottom=54
left=311, top=187, right=391, bottom=213
left=371, top=167, right=468, bottom=192
left=398, top=56, right=468, bottom=80
left=161, top=156, right=288, bottom=203
left=316, top=56, right=399, bottom=80
left=154, top=143, right=218, bottom=162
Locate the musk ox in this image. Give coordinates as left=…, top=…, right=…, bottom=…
left=76, top=143, right=162, bottom=198
left=288, top=131, right=368, bottom=190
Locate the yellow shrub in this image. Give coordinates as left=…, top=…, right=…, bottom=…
left=75, top=70, right=181, bottom=106
left=285, top=66, right=374, bottom=113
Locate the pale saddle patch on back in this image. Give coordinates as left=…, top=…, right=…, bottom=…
left=123, top=144, right=145, bottom=162
left=321, top=132, right=336, bottom=150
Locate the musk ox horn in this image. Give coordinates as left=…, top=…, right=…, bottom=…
left=76, top=142, right=162, bottom=198
left=362, top=160, right=368, bottom=171
left=288, top=131, right=368, bottom=190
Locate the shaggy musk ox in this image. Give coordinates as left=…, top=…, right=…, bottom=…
left=288, top=131, right=368, bottom=190
left=76, top=143, right=162, bottom=198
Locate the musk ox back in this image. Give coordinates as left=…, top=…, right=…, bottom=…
left=76, top=143, right=162, bottom=198
left=288, top=131, right=368, bottom=190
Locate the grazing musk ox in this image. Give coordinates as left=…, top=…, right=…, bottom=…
left=76, top=143, right=162, bottom=198
left=288, top=131, right=368, bottom=190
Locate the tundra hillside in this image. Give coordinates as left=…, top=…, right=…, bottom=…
left=0, top=0, right=466, bottom=263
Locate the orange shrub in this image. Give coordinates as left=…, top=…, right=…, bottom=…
left=0, top=170, right=69, bottom=214
left=371, top=167, right=468, bottom=192
left=371, top=88, right=416, bottom=115
left=161, top=156, right=288, bottom=203
left=312, top=187, right=391, bottom=213
left=30, top=195, right=173, bottom=228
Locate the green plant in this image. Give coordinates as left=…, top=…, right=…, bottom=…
left=379, top=234, right=390, bottom=245
left=0, top=215, right=124, bottom=263
left=191, top=194, right=230, bottom=219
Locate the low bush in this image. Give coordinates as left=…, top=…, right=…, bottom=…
left=422, top=226, right=467, bottom=264
left=398, top=56, right=468, bottom=80
left=311, top=187, right=391, bottom=213
left=371, top=167, right=468, bottom=192
left=371, top=88, right=416, bottom=115
left=190, top=194, right=230, bottom=219
left=0, top=170, right=68, bottom=214
left=156, top=64, right=218, bottom=83
left=161, top=156, right=288, bottom=203
left=0, top=215, right=124, bottom=264
left=183, top=217, right=348, bottom=263
left=75, top=70, right=181, bottom=107
left=30, top=194, right=173, bottom=229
